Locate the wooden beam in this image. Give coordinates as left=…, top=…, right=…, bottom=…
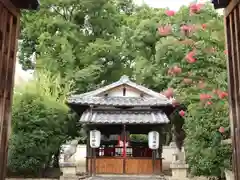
left=0, top=0, right=19, bottom=16
left=225, top=0, right=240, bottom=16
left=10, top=0, right=40, bottom=10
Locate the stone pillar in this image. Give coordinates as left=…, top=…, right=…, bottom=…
left=225, top=169, right=234, bottom=180
left=170, top=163, right=189, bottom=180
left=59, top=162, right=78, bottom=180
left=170, top=147, right=189, bottom=180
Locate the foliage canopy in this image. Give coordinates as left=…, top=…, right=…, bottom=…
left=18, top=0, right=232, bottom=177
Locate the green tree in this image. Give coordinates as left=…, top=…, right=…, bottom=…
left=19, top=0, right=135, bottom=93
left=19, top=0, right=232, bottom=176
left=8, top=71, right=79, bottom=175
left=122, top=2, right=231, bottom=177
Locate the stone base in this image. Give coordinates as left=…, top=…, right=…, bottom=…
left=225, top=170, right=234, bottom=180
left=60, top=162, right=77, bottom=176
left=170, top=163, right=189, bottom=179
left=60, top=175, right=79, bottom=180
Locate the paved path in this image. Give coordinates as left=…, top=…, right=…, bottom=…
left=89, top=176, right=166, bottom=180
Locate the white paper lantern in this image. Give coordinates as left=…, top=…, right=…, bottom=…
left=148, top=131, right=159, bottom=150
left=90, top=130, right=101, bottom=148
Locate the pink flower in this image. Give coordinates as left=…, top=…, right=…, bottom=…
left=219, top=126, right=225, bottom=133
left=190, top=3, right=203, bottom=14
left=218, top=91, right=228, bottom=99
left=198, top=81, right=206, bottom=89
left=158, top=25, right=172, bottom=36
left=179, top=110, right=185, bottom=117
left=163, top=88, right=174, bottom=98
left=172, top=66, right=182, bottom=74
left=200, top=94, right=212, bottom=101
left=206, top=101, right=212, bottom=105
left=165, top=10, right=175, bottom=16
left=202, top=24, right=207, bottom=30
left=183, top=78, right=192, bottom=84
left=185, top=50, right=197, bottom=63
left=181, top=25, right=191, bottom=31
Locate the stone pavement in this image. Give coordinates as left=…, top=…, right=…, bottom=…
left=88, top=175, right=166, bottom=180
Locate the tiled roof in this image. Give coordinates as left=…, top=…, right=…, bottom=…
left=68, top=96, right=171, bottom=106
left=67, top=75, right=173, bottom=107
left=80, top=109, right=170, bottom=124
left=68, top=75, right=170, bottom=99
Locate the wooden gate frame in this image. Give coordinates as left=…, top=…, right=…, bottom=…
left=0, top=0, right=39, bottom=179
left=224, top=1, right=240, bottom=179
left=213, top=0, right=240, bottom=180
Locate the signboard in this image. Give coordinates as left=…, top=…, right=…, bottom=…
left=90, top=130, right=101, bottom=148
left=148, top=131, right=159, bottom=150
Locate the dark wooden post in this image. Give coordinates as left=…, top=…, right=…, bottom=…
left=152, top=150, right=156, bottom=174
left=0, top=1, right=39, bottom=179
left=122, top=124, right=126, bottom=174
left=0, top=1, right=20, bottom=179
left=89, top=146, right=93, bottom=177
left=86, top=129, right=90, bottom=175
left=93, top=148, right=96, bottom=176
left=224, top=1, right=240, bottom=179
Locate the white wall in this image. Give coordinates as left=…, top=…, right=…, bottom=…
left=100, top=85, right=152, bottom=98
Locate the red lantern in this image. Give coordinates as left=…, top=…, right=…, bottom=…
left=179, top=110, right=185, bottom=117
left=219, top=126, right=225, bottom=133
left=165, top=10, right=175, bottom=16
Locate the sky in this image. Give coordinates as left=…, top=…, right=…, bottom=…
left=15, top=0, right=211, bottom=84
left=135, top=0, right=198, bottom=10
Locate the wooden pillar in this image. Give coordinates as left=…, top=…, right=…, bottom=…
left=158, top=146, right=163, bottom=173
left=89, top=146, right=93, bottom=177
left=0, top=1, right=20, bottom=179
left=224, top=2, right=240, bottom=179
left=152, top=150, right=156, bottom=174
left=92, top=147, right=96, bottom=176
left=122, top=124, right=126, bottom=174
left=86, top=130, right=90, bottom=174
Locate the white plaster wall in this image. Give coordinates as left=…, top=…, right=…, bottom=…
left=162, top=145, right=175, bottom=162
left=104, top=85, right=151, bottom=97
left=75, top=145, right=87, bottom=173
